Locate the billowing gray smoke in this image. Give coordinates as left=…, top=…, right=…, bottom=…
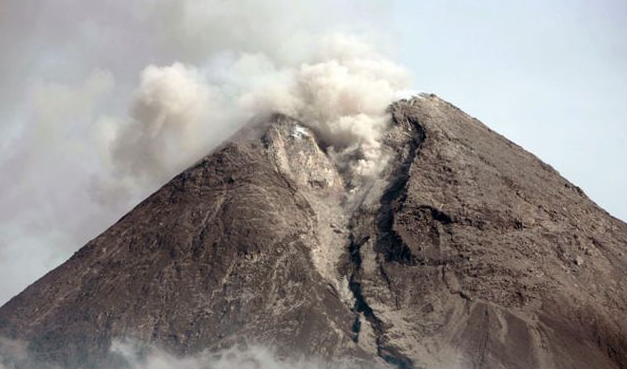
left=98, top=33, right=412, bottom=200
left=0, top=0, right=410, bottom=306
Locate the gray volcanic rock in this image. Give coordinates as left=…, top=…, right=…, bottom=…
left=1, top=95, right=626, bottom=369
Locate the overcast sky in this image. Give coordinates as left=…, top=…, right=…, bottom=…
left=0, top=0, right=625, bottom=306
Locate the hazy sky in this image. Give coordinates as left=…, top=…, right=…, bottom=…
left=391, top=0, right=627, bottom=221
left=0, top=0, right=625, bottom=306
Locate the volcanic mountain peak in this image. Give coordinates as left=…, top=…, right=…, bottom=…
left=1, top=95, right=626, bottom=369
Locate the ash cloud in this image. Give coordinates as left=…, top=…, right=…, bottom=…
left=100, top=34, right=410, bottom=194
left=249, top=34, right=410, bottom=177
left=106, top=63, right=215, bottom=185
left=0, top=0, right=408, bottom=305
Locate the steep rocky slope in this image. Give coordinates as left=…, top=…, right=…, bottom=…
left=1, top=95, right=626, bottom=369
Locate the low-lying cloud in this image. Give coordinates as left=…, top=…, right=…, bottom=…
left=111, top=341, right=353, bottom=369
left=0, top=338, right=378, bottom=369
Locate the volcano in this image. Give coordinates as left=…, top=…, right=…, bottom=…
left=1, top=95, right=626, bottom=369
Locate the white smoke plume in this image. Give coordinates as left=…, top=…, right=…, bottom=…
left=0, top=0, right=409, bottom=305
left=103, top=63, right=215, bottom=186
left=98, top=33, right=411, bottom=201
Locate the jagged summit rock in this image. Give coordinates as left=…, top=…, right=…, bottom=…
left=1, top=95, right=626, bottom=369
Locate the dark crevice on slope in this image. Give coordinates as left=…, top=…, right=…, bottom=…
left=348, top=233, right=379, bottom=333
left=345, top=116, right=427, bottom=369
left=375, top=117, right=425, bottom=265
left=347, top=233, right=416, bottom=369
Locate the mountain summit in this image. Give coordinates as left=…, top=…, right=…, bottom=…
left=1, top=95, right=626, bottom=369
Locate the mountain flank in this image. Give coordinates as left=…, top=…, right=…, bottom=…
left=1, top=95, right=626, bottom=369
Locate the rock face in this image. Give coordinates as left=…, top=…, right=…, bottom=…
left=1, top=95, right=626, bottom=369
